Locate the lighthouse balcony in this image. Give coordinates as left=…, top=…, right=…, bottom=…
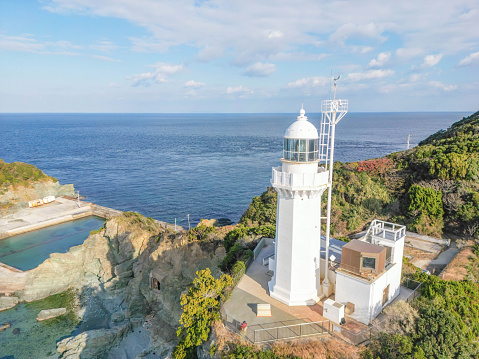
left=271, top=166, right=329, bottom=190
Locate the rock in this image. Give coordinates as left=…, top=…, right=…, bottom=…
left=0, top=322, right=11, bottom=332
left=37, top=308, right=67, bottom=321
left=12, top=328, right=20, bottom=335
left=57, top=322, right=132, bottom=359
left=0, top=296, right=19, bottom=312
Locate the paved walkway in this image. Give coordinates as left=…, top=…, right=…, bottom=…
left=223, top=243, right=329, bottom=342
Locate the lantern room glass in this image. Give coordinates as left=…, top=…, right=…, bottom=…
left=283, top=138, right=319, bottom=162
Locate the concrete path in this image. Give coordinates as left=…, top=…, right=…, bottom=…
left=412, top=243, right=460, bottom=273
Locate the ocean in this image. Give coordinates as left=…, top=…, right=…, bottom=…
left=0, top=112, right=470, bottom=227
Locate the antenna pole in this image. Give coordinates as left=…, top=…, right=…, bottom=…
left=407, top=134, right=412, bottom=150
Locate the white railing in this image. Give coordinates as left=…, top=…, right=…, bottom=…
left=271, top=167, right=329, bottom=189
left=365, top=219, right=406, bottom=242
left=321, top=99, right=348, bottom=113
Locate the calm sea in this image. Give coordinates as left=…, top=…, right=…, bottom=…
left=0, top=112, right=470, bottom=227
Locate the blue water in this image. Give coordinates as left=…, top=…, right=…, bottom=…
left=0, top=216, right=104, bottom=271
left=0, top=112, right=470, bottom=227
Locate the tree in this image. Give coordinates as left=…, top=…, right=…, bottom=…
left=174, top=268, right=232, bottom=359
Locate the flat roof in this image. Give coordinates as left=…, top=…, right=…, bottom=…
left=342, top=239, right=385, bottom=254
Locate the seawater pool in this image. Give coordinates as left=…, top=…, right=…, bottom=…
left=0, top=216, right=105, bottom=271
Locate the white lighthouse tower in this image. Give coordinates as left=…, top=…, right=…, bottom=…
left=268, top=105, right=329, bottom=306
left=269, top=81, right=348, bottom=306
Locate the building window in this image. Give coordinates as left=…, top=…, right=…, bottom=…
left=151, top=278, right=160, bottom=291
left=362, top=257, right=376, bottom=270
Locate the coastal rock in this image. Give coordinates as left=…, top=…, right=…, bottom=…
left=14, top=212, right=226, bottom=356
left=36, top=308, right=67, bottom=321
left=0, top=296, right=19, bottom=312
left=0, top=180, right=75, bottom=216
left=0, top=322, right=11, bottom=332
left=57, top=322, right=132, bottom=358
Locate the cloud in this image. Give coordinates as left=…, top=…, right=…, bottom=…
left=268, top=31, right=283, bottom=39
left=458, top=51, right=479, bottom=67
left=128, top=62, right=183, bottom=86
left=395, top=47, right=423, bottom=59
left=285, top=76, right=330, bottom=89
left=429, top=81, right=457, bottom=91
left=329, top=22, right=385, bottom=44
left=91, top=55, right=120, bottom=62
left=89, top=40, right=117, bottom=52
left=243, top=62, right=276, bottom=77
left=0, top=34, right=45, bottom=52
left=184, top=80, right=206, bottom=88
left=421, top=54, right=442, bottom=68
left=225, top=85, right=254, bottom=96
left=270, top=52, right=329, bottom=61
left=368, top=52, right=391, bottom=67
left=347, top=69, right=394, bottom=82
left=108, top=82, right=120, bottom=88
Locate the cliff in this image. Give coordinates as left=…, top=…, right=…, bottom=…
left=13, top=211, right=225, bottom=357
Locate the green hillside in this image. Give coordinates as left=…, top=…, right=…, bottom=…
left=0, top=159, right=57, bottom=192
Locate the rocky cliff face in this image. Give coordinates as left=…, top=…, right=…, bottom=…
left=16, top=212, right=225, bottom=358
left=0, top=180, right=75, bottom=216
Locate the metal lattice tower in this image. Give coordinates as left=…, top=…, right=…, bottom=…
left=319, top=77, right=348, bottom=293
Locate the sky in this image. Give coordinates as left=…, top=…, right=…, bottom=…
left=0, top=0, right=478, bottom=113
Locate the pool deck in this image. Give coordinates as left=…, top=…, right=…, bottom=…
left=0, top=197, right=94, bottom=239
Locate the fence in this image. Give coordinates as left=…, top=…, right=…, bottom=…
left=222, top=311, right=330, bottom=344
left=252, top=320, right=330, bottom=343
left=253, top=237, right=274, bottom=260
left=402, top=277, right=422, bottom=304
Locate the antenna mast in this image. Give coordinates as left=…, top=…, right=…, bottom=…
left=319, top=75, right=348, bottom=296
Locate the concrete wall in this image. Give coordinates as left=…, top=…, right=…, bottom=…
left=335, top=262, right=402, bottom=325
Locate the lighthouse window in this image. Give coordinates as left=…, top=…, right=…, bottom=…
left=283, top=138, right=319, bottom=162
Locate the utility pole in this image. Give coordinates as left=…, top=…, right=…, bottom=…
left=175, top=218, right=177, bottom=232
left=187, top=214, right=190, bottom=231
left=407, top=134, right=412, bottom=150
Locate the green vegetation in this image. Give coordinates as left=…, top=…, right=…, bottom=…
left=0, top=159, right=56, bottom=191
left=187, top=223, right=216, bottom=241
left=122, top=211, right=159, bottom=233
left=173, top=268, right=232, bottom=359
left=25, top=288, right=79, bottom=325
left=364, top=273, right=479, bottom=358
left=239, top=187, right=277, bottom=226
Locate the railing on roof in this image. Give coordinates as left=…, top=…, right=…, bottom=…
left=365, top=219, right=406, bottom=242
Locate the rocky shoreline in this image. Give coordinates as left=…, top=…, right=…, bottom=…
left=0, top=212, right=225, bottom=358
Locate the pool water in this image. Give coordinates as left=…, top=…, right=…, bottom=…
left=0, top=216, right=104, bottom=271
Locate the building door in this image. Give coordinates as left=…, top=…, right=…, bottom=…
left=382, top=285, right=389, bottom=306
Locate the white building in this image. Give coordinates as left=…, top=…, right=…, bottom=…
left=335, top=220, right=406, bottom=325
left=268, top=107, right=329, bottom=306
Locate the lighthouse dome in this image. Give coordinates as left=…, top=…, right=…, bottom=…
left=283, top=107, right=319, bottom=163
left=284, top=107, right=319, bottom=139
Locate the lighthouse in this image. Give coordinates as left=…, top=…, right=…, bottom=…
left=268, top=106, right=329, bottom=306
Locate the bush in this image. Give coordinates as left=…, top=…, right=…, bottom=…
left=407, top=184, right=444, bottom=235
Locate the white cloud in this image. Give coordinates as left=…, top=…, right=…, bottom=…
left=243, top=62, right=276, bottom=77
left=268, top=31, right=283, bottom=39
left=128, top=62, right=183, bottom=86
left=429, top=81, right=457, bottom=91
left=395, top=47, right=423, bottom=59
left=458, top=51, right=479, bottom=67
left=347, top=69, right=394, bottom=82
left=409, top=73, right=423, bottom=82
left=329, top=22, right=385, bottom=43
left=285, top=76, right=330, bottom=89
left=108, top=82, right=120, bottom=88
left=91, top=54, right=120, bottom=62
left=184, top=80, right=206, bottom=88
left=269, top=52, right=329, bottom=61
left=225, top=85, right=254, bottom=95
left=421, top=54, right=442, bottom=68
left=368, top=52, right=391, bottom=67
